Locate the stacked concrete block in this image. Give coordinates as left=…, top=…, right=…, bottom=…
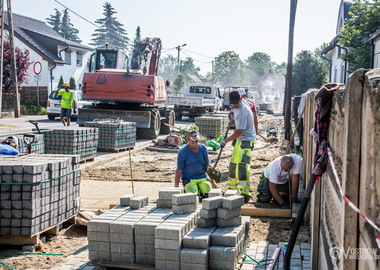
left=0, top=134, right=45, bottom=154
left=217, top=195, right=244, bottom=227
left=0, top=154, right=80, bottom=236
left=172, top=193, right=198, bottom=215
left=210, top=225, right=246, bottom=270
left=84, top=120, right=136, bottom=151
left=198, top=196, right=222, bottom=228
left=157, top=187, right=184, bottom=208
left=120, top=194, right=134, bottom=206
left=42, top=127, right=98, bottom=162
left=195, top=116, right=229, bottom=139
left=223, top=189, right=239, bottom=197
left=155, top=212, right=198, bottom=270
left=208, top=188, right=223, bottom=198
left=130, top=196, right=148, bottom=209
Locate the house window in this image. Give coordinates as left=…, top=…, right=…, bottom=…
left=76, top=53, right=83, bottom=66
left=65, top=51, right=71, bottom=65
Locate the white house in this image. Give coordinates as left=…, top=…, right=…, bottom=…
left=321, top=0, right=352, bottom=84
left=4, top=12, right=93, bottom=102
left=370, top=29, right=380, bottom=69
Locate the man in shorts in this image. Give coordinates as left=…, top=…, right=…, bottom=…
left=56, top=82, right=77, bottom=126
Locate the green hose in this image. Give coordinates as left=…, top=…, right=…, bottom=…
left=0, top=260, right=17, bottom=270
left=0, top=253, right=63, bottom=270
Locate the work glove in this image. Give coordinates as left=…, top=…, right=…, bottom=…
left=280, top=202, right=290, bottom=209
left=73, top=109, right=77, bottom=114
left=219, top=140, right=226, bottom=148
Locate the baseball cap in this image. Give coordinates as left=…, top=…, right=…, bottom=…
left=6, top=136, right=18, bottom=146
left=237, top=88, right=246, bottom=96
left=188, top=130, right=199, bottom=141
left=229, top=91, right=241, bottom=105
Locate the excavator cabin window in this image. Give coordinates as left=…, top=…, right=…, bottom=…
left=96, top=50, right=117, bottom=70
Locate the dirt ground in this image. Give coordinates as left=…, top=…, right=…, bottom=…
left=1, top=113, right=310, bottom=270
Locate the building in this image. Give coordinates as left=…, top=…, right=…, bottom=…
left=370, top=29, right=380, bottom=69
left=4, top=12, right=93, bottom=104
left=321, top=0, right=353, bottom=84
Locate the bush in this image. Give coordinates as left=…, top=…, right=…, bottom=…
left=20, top=98, right=47, bottom=115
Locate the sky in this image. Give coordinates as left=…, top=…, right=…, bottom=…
left=12, top=0, right=342, bottom=75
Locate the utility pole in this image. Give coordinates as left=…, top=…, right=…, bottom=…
left=284, top=0, right=298, bottom=141
left=176, top=43, right=186, bottom=73
left=0, top=0, right=4, bottom=116
left=7, top=0, right=19, bottom=117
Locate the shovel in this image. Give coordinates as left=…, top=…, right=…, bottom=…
left=207, top=122, right=230, bottom=183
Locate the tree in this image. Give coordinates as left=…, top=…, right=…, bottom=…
left=158, top=55, right=177, bottom=82
left=292, top=50, right=328, bottom=96
left=245, top=52, right=274, bottom=86
left=213, top=51, right=246, bottom=87
left=134, top=26, right=141, bottom=44
left=58, top=76, right=64, bottom=89
left=180, top=57, right=201, bottom=79
left=61, top=9, right=81, bottom=43
left=46, top=9, right=61, bottom=34
left=173, top=73, right=185, bottom=93
left=69, top=77, right=76, bottom=90
left=2, top=37, right=31, bottom=92
left=339, top=0, right=380, bottom=70
left=91, top=2, right=129, bottom=49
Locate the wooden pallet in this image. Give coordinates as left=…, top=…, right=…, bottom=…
left=98, top=146, right=135, bottom=153
left=88, top=261, right=155, bottom=270
left=0, top=215, right=76, bottom=246
left=80, top=157, right=95, bottom=164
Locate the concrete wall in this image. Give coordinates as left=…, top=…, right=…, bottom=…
left=302, top=68, right=380, bottom=270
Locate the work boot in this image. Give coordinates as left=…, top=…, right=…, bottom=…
left=242, top=194, right=251, bottom=204
left=292, top=197, right=302, bottom=204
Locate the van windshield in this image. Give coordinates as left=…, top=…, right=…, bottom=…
left=189, top=86, right=212, bottom=94
left=49, top=92, right=62, bottom=100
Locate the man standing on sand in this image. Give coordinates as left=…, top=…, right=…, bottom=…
left=56, top=83, right=77, bottom=127
left=175, top=129, right=217, bottom=199
left=220, top=91, right=256, bottom=203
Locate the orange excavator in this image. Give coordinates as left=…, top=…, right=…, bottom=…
left=78, top=38, right=174, bottom=139
left=257, top=69, right=275, bottom=103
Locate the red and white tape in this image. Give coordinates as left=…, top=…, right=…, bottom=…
left=327, top=147, right=380, bottom=248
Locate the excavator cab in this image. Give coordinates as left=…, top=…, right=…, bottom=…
left=89, top=48, right=128, bottom=72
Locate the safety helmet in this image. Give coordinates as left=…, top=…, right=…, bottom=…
left=63, top=82, right=70, bottom=88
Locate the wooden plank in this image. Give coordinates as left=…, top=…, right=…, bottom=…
left=241, top=207, right=297, bottom=218
left=88, top=261, right=155, bottom=270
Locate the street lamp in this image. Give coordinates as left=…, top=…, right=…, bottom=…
left=177, top=43, right=187, bottom=73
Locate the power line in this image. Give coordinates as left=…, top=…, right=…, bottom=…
left=181, top=51, right=212, bottom=64
left=181, top=48, right=214, bottom=59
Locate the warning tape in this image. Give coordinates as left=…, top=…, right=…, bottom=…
left=327, top=147, right=380, bottom=248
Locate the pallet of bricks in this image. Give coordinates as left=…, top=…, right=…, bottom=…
left=83, top=119, right=136, bottom=152
left=41, top=127, right=98, bottom=162
left=195, top=115, right=229, bottom=139
left=0, top=134, right=45, bottom=154
left=0, top=154, right=81, bottom=245
left=88, top=187, right=250, bottom=270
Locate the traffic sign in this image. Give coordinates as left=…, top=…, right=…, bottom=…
left=34, top=75, right=41, bottom=81
left=34, top=62, right=42, bottom=75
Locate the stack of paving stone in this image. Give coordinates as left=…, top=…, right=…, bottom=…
left=0, top=134, right=45, bottom=154
left=83, top=120, right=136, bottom=151
left=195, top=116, right=229, bottom=139
left=157, top=187, right=184, bottom=208
left=41, top=127, right=98, bottom=162
left=155, top=212, right=198, bottom=270
left=197, top=196, right=222, bottom=228
left=217, top=195, right=244, bottom=227
left=172, top=193, right=199, bottom=215
left=181, top=226, right=217, bottom=270
left=0, top=154, right=80, bottom=236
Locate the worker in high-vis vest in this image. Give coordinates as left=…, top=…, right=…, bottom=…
left=219, top=91, right=256, bottom=203
left=56, top=83, right=77, bottom=126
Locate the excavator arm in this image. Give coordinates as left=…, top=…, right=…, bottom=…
left=258, top=70, right=275, bottom=102
left=131, top=38, right=162, bottom=75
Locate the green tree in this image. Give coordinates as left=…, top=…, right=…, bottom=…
left=61, top=9, right=81, bottom=43
left=180, top=57, right=201, bottom=79
left=173, top=73, right=185, bottom=93
left=292, top=50, right=328, bottom=96
left=69, top=77, right=76, bottom=90
left=158, top=55, right=177, bottom=82
left=46, top=9, right=61, bottom=34
left=134, top=26, right=141, bottom=44
left=58, top=76, right=64, bottom=89
left=245, top=52, right=274, bottom=86
left=339, top=0, right=380, bottom=70
left=213, top=51, right=246, bottom=87
left=91, top=2, right=129, bottom=49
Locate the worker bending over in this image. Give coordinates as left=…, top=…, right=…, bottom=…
left=0, top=136, right=19, bottom=155
left=220, top=91, right=256, bottom=203
left=56, top=82, right=77, bottom=127
left=257, top=154, right=302, bottom=209
left=175, top=129, right=217, bottom=198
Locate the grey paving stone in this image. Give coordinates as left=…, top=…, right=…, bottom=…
left=172, top=203, right=198, bottom=215
left=217, top=207, right=241, bottom=219
left=155, top=225, right=182, bottom=240
left=202, top=196, right=223, bottom=210
left=223, top=190, right=238, bottom=197
left=200, top=208, right=217, bottom=219
left=120, top=194, right=134, bottom=206
left=208, top=188, right=223, bottom=197
left=180, top=248, right=209, bottom=264
left=197, top=217, right=216, bottom=228
left=172, top=193, right=197, bottom=205
left=222, top=195, right=244, bottom=209
left=129, top=196, right=149, bottom=209
left=217, top=216, right=242, bottom=227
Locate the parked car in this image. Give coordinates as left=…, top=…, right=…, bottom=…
left=47, top=90, right=93, bottom=120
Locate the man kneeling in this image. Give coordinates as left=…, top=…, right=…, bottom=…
left=257, top=154, right=302, bottom=209
left=174, top=129, right=217, bottom=198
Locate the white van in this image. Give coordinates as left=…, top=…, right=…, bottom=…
left=47, top=90, right=93, bottom=120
